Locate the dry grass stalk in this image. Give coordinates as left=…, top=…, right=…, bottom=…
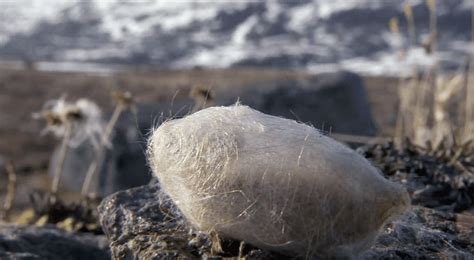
left=81, top=90, right=133, bottom=196
left=433, top=75, right=463, bottom=146
left=1, top=162, right=17, bottom=221
left=238, top=241, right=246, bottom=259
left=389, top=17, right=400, bottom=35
left=413, top=72, right=433, bottom=145
left=464, top=8, right=474, bottom=142
left=395, top=75, right=419, bottom=146
left=394, top=75, right=406, bottom=141
left=467, top=78, right=474, bottom=142
left=403, top=3, right=416, bottom=46
left=392, top=6, right=417, bottom=146
left=393, top=1, right=474, bottom=147
left=425, top=0, right=437, bottom=54
left=51, top=122, right=72, bottom=195
left=209, top=230, right=223, bottom=256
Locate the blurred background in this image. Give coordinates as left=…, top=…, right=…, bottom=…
left=0, top=0, right=471, bottom=73
left=0, top=0, right=473, bottom=213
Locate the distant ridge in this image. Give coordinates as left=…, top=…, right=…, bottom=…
left=0, top=0, right=471, bottom=75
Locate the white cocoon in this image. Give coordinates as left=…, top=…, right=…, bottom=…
left=148, top=105, right=409, bottom=258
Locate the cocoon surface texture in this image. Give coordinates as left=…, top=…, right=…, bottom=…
left=148, top=105, right=409, bottom=258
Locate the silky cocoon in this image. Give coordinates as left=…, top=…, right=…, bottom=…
left=148, top=105, right=410, bottom=258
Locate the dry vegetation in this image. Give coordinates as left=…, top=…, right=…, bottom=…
left=393, top=0, right=474, bottom=148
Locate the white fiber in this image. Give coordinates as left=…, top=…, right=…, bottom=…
left=148, top=105, right=409, bottom=258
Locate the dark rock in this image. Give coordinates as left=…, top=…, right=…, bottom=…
left=98, top=180, right=205, bottom=259
left=357, top=139, right=474, bottom=258
left=99, top=182, right=474, bottom=259
left=232, top=71, right=377, bottom=136
left=50, top=101, right=193, bottom=196
left=358, top=140, right=474, bottom=212
left=0, top=224, right=109, bottom=259
left=361, top=207, right=474, bottom=259
left=98, top=181, right=288, bottom=259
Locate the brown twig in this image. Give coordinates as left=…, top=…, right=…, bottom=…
left=403, top=3, right=416, bottom=46
left=238, top=241, right=247, bottom=259
left=1, top=162, right=17, bottom=221
left=464, top=7, right=474, bottom=142
left=209, top=230, right=223, bottom=255
left=426, top=0, right=437, bottom=53
left=81, top=92, right=131, bottom=196
left=51, top=122, right=72, bottom=196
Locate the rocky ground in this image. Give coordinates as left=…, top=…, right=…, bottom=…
left=96, top=178, right=474, bottom=259
left=92, top=139, right=474, bottom=259
left=2, top=134, right=472, bottom=259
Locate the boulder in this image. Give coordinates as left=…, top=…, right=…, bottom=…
left=98, top=180, right=282, bottom=259
left=232, top=71, right=377, bottom=136
left=0, top=224, right=109, bottom=259
left=99, top=182, right=474, bottom=259
left=98, top=180, right=211, bottom=259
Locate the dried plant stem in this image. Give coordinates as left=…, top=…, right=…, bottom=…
left=434, top=75, right=462, bottom=146
left=51, top=122, right=72, bottom=195
left=413, top=73, right=431, bottom=144
left=1, top=162, right=17, bottom=220
left=404, top=3, right=416, bottom=46
left=102, top=104, right=125, bottom=147
left=81, top=104, right=124, bottom=196
left=395, top=77, right=409, bottom=147
left=238, top=241, right=246, bottom=258
left=395, top=0, right=469, bottom=147
left=391, top=12, right=411, bottom=147
left=427, top=0, right=437, bottom=52
left=465, top=8, right=474, bottom=141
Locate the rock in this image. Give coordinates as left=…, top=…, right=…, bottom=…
left=99, top=182, right=474, bottom=259
left=98, top=180, right=208, bottom=259
left=233, top=71, right=377, bottom=136
left=0, top=224, right=109, bottom=259
left=357, top=140, right=474, bottom=212
left=98, top=181, right=287, bottom=259
left=361, top=207, right=474, bottom=259
left=50, top=101, right=193, bottom=196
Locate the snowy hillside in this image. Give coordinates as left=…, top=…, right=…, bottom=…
left=0, top=0, right=471, bottom=75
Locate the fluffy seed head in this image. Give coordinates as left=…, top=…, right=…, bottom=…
left=34, top=97, right=103, bottom=148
